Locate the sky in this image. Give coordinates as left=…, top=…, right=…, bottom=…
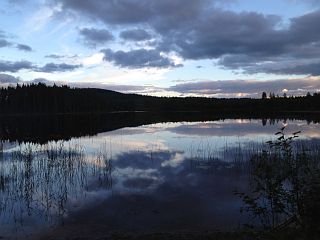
left=0, top=0, right=320, bottom=98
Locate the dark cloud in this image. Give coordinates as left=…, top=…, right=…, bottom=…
left=0, top=73, right=20, bottom=84
left=0, top=30, right=6, bottom=38
left=0, top=60, right=81, bottom=73
left=262, top=62, right=320, bottom=76
left=57, top=0, right=227, bottom=27
left=169, top=78, right=320, bottom=97
left=161, top=9, right=320, bottom=75
left=219, top=54, right=320, bottom=76
left=45, top=54, right=79, bottom=59
left=79, top=27, right=114, bottom=47
left=16, top=44, right=32, bottom=52
left=53, top=0, right=320, bottom=75
left=56, top=0, right=159, bottom=24
left=0, top=74, right=58, bottom=88
left=54, top=0, right=215, bottom=36
left=0, top=74, right=67, bottom=88
left=1, top=41, right=34, bottom=52
left=0, top=60, right=34, bottom=73
left=120, top=29, right=152, bottom=41
left=37, top=63, right=82, bottom=72
left=290, top=10, right=320, bottom=44
left=101, top=48, right=181, bottom=68
left=0, top=39, right=12, bottom=48
left=158, top=11, right=284, bottom=59
left=0, top=30, right=33, bottom=52
left=45, top=54, right=65, bottom=59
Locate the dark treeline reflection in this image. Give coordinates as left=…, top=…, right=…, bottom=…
left=1, top=112, right=320, bottom=143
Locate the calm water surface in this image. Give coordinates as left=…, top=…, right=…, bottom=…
left=0, top=118, right=319, bottom=239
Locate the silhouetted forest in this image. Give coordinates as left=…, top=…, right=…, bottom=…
left=0, top=83, right=320, bottom=115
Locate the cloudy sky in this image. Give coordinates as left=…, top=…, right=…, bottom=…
left=1, top=0, right=320, bottom=97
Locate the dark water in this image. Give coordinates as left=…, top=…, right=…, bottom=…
left=0, top=114, right=319, bottom=239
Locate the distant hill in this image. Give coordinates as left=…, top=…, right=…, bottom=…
left=0, top=83, right=319, bottom=115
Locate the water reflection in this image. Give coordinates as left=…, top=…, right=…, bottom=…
left=0, top=118, right=319, bottom=238
left=0, top=142, right=112, bottom=237
left=0, top=112, right=319, bottom=143
left=64, top=149, right=248, bottom=233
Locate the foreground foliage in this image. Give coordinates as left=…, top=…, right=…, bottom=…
left=236, top=128, right=320, bottom=239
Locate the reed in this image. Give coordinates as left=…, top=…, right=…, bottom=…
left=0, top=141, right=113, bottom=228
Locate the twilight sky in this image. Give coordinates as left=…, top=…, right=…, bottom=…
left=1, top=0, right=320, bottom=97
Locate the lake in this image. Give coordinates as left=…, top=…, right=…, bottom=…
left=0, top=114, right=319, bottom=239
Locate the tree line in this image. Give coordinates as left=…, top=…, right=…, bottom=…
left=0, top=83, right=319, bottom=115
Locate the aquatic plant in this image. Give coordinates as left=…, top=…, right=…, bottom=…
left=0, top=142, right=113, bottom=229
left=235, top=127, right=320, bottom=238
